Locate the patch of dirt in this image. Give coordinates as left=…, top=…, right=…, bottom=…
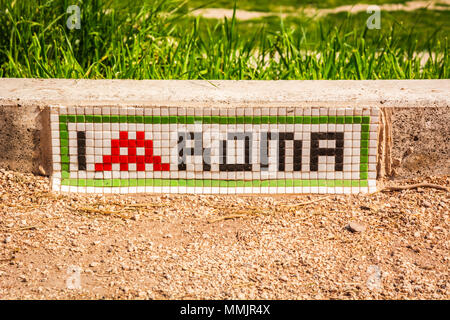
left=0, top=169, right=448, bottom=299
left=192, top=1, right=450, bottom=21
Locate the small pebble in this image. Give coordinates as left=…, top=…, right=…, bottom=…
left=422, top=201, right=432, bottom=208
left=346, top=221, right=367, bottom=233
left=4, top=235, right=12, bottom=244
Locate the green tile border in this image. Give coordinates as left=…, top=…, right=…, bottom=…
left=60, top=115, right=368, bottom=125
left=58, top=114, right=371, bottom=186
left=60, top=179, right=370, bottom=188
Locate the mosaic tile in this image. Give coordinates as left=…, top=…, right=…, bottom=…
left=50, top=107, right=379, bottom=194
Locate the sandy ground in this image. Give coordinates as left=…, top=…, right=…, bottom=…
left=0, top=169, right=448, bottom=300
left=192, top=1, right=450, bottom=21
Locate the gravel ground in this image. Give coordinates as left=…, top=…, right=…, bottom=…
left=0, top=169, right=448, bottom=300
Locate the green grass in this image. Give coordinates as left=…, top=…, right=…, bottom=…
left=186, top=9, right=450, bottom=51
left=0, top=0, right=448, bottom=79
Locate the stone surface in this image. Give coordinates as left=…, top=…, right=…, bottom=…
left=0, top=79, right=448, bottom=108
left=0, top=79, right=449, bottom=179
left=391, top=107, right=450, bottom=178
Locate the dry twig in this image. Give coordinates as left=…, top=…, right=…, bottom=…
left=0, top=225, right=38, bottom=233
left=380, top=182, right=448, bottom=192
left=208, top=214, right=254, bottom=223
left=281, top=196, right=331, bottom=207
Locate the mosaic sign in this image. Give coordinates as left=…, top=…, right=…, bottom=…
left=50, top=107, right=378, bottom=194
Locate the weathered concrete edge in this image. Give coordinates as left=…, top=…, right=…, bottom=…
left=1, top=79, right=449, bottom=108
left=0, top=79, right=449, bottom=179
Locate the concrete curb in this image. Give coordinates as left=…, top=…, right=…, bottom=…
left=1, top=79, right=449, bottom=108
left=0, top=79, right=449, bottom=180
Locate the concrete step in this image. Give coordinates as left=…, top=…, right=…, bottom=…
left=0, top=79, right=448, bottom=194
